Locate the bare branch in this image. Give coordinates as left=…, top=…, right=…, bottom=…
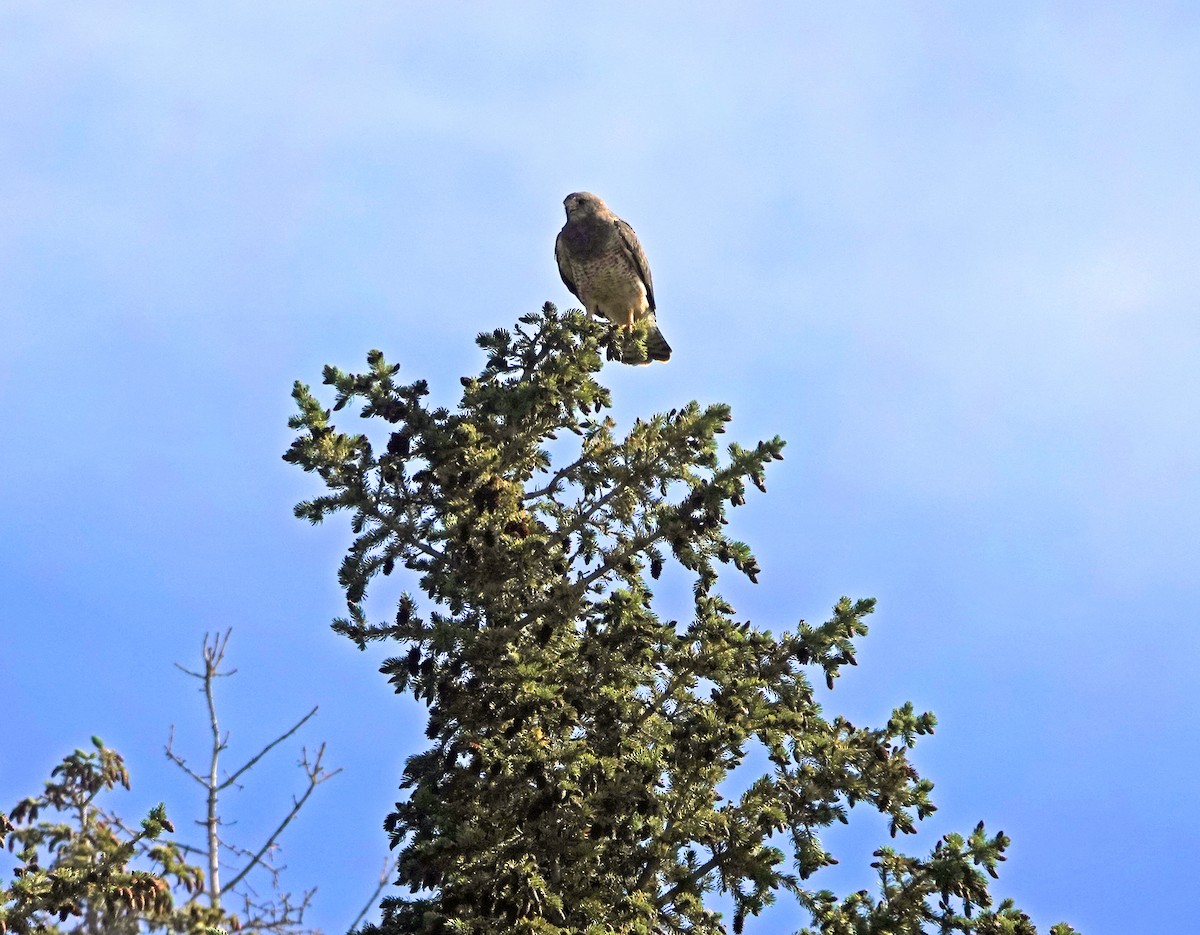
left=164, top=725, right=209, bottom=786
left=162, top=626, right=333, bottom=934
left=222, top=706, right=319, bottom=789
left=203, top=632, right=229, bottom=906
left=239, top=885, right=316, bottom=933
left=348, top=856, right=398, bottom=932
left=222, top=743, right=341, bottom=894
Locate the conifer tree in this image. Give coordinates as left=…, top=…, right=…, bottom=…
left=0, top=739, right=204, bottom=935
left=1, top=636, right=354, bottom=935
left=284, top=304, right=1078, bottom=935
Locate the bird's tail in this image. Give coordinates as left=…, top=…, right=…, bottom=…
left=646, top=322, right=672, bottom=363
left=608, top=317, right=673, bottom=364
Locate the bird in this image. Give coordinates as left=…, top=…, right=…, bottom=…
left=555, top=192, right=671, bottom=364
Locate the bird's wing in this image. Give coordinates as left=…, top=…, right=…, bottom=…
left=614, top=218, right=655, bottom=312
left=555, top=231, right=580, bottom=299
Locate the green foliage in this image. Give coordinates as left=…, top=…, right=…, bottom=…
left=0, top=738, right=225, bottom=935
left=1, top=633, right=337, bottom=935
left=285, top=303, right=1077, bottom=934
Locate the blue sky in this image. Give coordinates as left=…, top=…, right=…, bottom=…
left=3, top=4, right=1198, bottom=932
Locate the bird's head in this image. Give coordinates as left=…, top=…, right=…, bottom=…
left=563, top=192, right=607, bottom=219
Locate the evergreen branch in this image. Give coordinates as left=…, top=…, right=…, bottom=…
left=553, top=482, right=628, bottom=549
left=523, top=455, right=588, bottom=501
left=657, top=851, right=724, bottom=908
left=634, top=672, right=689, bottom=731
left=361, top=498, right=446, bottom=564
left=576, top=527, right=669, bottom=589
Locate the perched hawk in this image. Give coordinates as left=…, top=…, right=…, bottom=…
left=555, top=192, right=671, bottom=363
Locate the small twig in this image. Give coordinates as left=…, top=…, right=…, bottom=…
left=241, top=886, right=315, bottom=933
left=164, top=725, right=209, bottom=786
left=222, top=707, right=319, bottom=789
left=171, top=840, right=209, bottom=857
left=348, top=856, right=397, bottom=932
left=222, top=744, right=341, bottom=894
left=166, top=628, right=335, bottom=930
